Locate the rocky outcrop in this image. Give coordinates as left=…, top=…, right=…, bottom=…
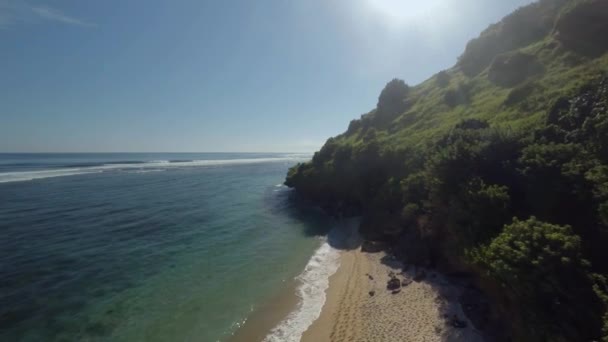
left=361, top=240, right=386, bottom=253
left=387, top=277, right=401, bottom=291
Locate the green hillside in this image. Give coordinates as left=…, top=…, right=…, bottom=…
left=285, top=0, right=608, bottom=340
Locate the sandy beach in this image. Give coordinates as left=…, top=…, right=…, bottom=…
left=231, top=220, right=486, bottom=342
left=302, top=244, right=485, bottom=342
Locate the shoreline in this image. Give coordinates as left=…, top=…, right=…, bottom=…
left=231, top=219, right=485, bottom=342
left=228, top=219, right=359, bottom=342
left=229, top=239, right=341, bottom=342
left=302, top=248, right=486, bottom=342
left=228, top=275, right=302, bottom=342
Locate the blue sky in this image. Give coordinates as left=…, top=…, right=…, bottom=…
left=0, top=0, right=534, bottom=152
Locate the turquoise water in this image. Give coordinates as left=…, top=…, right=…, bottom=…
left=0, top=153, right=332, bottom=341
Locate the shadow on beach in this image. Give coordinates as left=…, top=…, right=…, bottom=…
left=272, top=189, right=362, bottom=250
left=371, top=249, right=508, bottom=342
left=326, top=217, right=362, bottom=251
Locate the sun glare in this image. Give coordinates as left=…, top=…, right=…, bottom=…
left=366, top=0, right=445, bottom=26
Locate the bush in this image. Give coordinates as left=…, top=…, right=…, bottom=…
left=504, top=81, right=537, bottom=106
left=475, top=217, right=584, bottom=291
left=376, top=79, right=410, bottom=124
left=436, top=70, right=450, bottom=87
left=444, top=82, right=471, bottom=107
left=454, top=118, right=489, bottom=130
left=473, top=217, right=605, bottom=341
left=488, top=52, right=543, bottom=87
left=401, top=203, right=420, bottom=225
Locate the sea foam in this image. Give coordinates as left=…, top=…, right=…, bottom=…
left=263, top=240, right=341, bottom=342
left=0, top=169, right=102, bottom=183
left=0, top=156, right=308, bottom=184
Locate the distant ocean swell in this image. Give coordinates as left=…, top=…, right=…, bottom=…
left=0, top=156, right=304, bottom=183
left=263, top=238, right=341, bottom=342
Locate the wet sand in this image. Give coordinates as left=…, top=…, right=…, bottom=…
left=228, top=272, right=302, bottom=342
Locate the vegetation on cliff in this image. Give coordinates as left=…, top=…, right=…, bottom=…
left=285, top=0, right=608, bottom=340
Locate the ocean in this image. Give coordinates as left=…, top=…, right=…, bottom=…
left=0, top=153, right=339, bottom=342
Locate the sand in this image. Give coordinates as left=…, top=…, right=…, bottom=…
left=302, top=247, right=485, bottom=342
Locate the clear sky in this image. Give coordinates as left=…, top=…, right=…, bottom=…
left=0, top=0, right=535, bottom=152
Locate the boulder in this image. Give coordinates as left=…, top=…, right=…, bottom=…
left=387, top=278, right=401, bottom=290
left=361, top=240, right=385, bottom=253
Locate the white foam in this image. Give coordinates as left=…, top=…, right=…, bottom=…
left=0, top=156, right=309, bottom=184
left=0, top=169, right=102, bottom=183
left=263, top=240, right=341, bottom=342
left=127, top=169, right=166, bottom=174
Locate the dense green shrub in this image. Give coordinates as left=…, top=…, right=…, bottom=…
left=444, top=82, right=471, bottom=107
left=504, top=81, right=537, bottom=106
left=435, top=70, right=450, bottom=87
left=376, top=79, right=410, bottom=125
left=473, top=217, right=605, bottom=341
left=488, top=52, right=543, bottom=87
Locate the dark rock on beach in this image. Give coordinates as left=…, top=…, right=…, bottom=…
left=361, top=240, right=385, bottom=253
left=387, top=277, right=401, bottom=290
left=413, top=270, right=427, bottom=282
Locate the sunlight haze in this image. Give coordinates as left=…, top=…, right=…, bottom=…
left=1, top=0, right=534, bottom=152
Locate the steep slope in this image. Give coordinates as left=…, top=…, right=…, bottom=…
left=285, top=0, right=608, bottom=341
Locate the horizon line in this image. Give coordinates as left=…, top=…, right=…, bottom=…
left=0, top=151, right=315, bottom=154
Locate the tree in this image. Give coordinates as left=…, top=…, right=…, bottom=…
left=473, top=217, right=605, bottom=341
left=376, top=79, right=410, bottom=124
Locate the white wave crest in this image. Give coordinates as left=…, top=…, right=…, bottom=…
left=0, top=169, right=102, bottom=183
left=0, top=156, right=308, bottom=184
left=127, top=169, right=166, bottom=174
left=263, top=241, right=341, bottom=342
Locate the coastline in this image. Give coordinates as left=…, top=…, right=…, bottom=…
left=228, top=219, right=359, bottom=342
left=302, top=237, right=485, bottom=341
left=232, top=219, right=485, bottom=342
left=229, top=276, right=302, bottom=342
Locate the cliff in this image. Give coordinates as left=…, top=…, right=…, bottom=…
left=285, top=0, right=608, bottom=341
